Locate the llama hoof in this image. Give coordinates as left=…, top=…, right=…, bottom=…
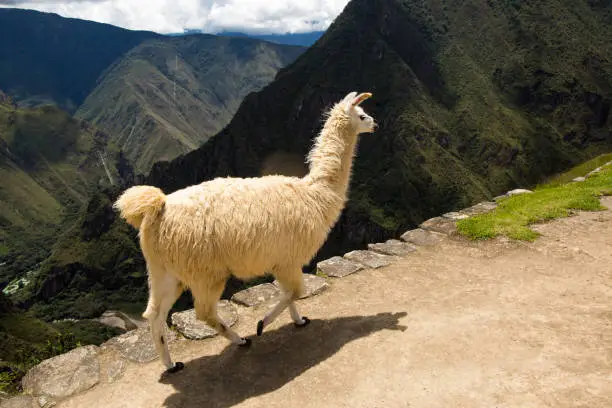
left=295, top=317, right=311, bottom=328
left=239, top=338, right=252, bottom=348
left=165, top=362, right=184, bottom=374
left=257, top=320, right=264, bottom=336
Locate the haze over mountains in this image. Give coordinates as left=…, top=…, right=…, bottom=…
left=179, top=30, right=325, bottom=47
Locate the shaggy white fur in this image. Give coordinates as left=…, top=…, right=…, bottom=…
left=113, top=91, right=377, bottom=373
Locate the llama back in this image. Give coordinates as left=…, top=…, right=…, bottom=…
left=154, top=176, right=339, bottom=279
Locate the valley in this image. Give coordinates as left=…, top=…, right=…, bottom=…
left=76, top=35, right=304, bottom=173
left=0, top=91, right=123, bottom=290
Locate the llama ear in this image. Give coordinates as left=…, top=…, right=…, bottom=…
left=342, top=91, right=358, bottom=105
left=351, top=92, right=372, bottom=106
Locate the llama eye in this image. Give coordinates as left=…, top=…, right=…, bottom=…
left=359, top=115, right=365, bottom=120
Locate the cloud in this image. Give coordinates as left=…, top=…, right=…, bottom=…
left=0, top=0, right=351, bottom=34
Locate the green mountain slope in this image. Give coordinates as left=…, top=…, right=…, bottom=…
left=75, top=35, right=305, bottom=173
left=26, top=0, right=612, bottom=320
left=0, top=8, right=159, bottom=112
left=0, top=91, right=123, bottom=288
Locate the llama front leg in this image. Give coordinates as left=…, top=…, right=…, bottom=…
left=143, top=268, right=184, bottom=374
left=257, top=271, right=310, bottom=336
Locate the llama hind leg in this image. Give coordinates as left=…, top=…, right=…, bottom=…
left=143, top=267, right=184, bottom=373
left=257, top=270, right=310, bottom=336
left=194, top=280, right=251, bottom=347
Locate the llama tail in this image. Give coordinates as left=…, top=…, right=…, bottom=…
left=113, top=185, right=166, bottom=229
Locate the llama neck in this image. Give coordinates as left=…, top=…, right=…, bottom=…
left=306, top=110, right=359, bottom=198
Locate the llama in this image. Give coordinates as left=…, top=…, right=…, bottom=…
left=114, top=91, right=377, bottom=374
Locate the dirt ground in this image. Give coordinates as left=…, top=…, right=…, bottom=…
left=59, top=197, right=612, bottom=408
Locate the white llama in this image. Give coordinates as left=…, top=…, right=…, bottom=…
left=114, top=91, right=377, bottom=373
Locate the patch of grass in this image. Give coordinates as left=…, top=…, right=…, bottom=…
left=545, top=153, right=612, bottom=186
left=0, top=328, right=81, bottom=395
left=0, top=308, right=67, bottom=394
left=51, top=320, right=124, bottom=346
left=457, top=163, right=612, bottom=241
left=0, top=312, right=59, bottom=345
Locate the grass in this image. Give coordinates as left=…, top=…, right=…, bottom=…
left=0, top=312, right=59, bottom=345
left=544, top=153, right=612, bottom=186
left=457, top=161, right=612, bottom=241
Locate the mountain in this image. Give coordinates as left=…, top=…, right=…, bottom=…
left=146, top=0, right=612, bottom=249
left=24, top=0, right=612, bottom=320
left=217, top=31, right=325, bottom=46
left=0, top=8, right=159, bottom=112
left=0, top=91, right=124, bottom=290
left=75, top=35, right=305, bottom=173
left=0, top=9, right=305, bottom=174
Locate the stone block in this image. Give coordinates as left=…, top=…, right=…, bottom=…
left=22, top=346, right=100, bottom=399
left=368, top=239, right=417, bottom=256
left=231, top=283, right=280, bottom=307
left=316, top=256, right=364, bottom=278
left=171, top=300, right=238, bottom=340
left=344, top=250, right=399, bottom=269
left=273, top=273, right=329, bottom=299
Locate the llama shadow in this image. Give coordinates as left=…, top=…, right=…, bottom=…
left=160, top=311, right=407, bottom=408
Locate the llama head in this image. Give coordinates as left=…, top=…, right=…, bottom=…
left=340, top=91, right=377, bottom=134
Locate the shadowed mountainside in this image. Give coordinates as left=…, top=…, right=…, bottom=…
left=0, top=8, right=159, bottom=112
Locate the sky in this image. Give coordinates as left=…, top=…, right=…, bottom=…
left=0, top=0, right=351, bottom=34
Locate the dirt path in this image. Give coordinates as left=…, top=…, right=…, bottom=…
left=59, top=197, right=612, bottom=408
